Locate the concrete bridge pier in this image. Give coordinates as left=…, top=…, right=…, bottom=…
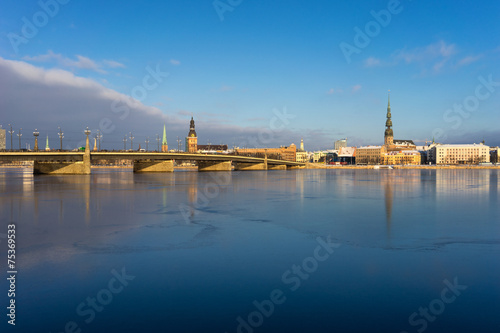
left=33, top=160, right=91, bottom=175
left=234, top=154, right=271, bottom=171
left=286, top=165, right=305, bottom=170
left=33, top=129, right=92, bottom=175
left=234, top=162, right=268, bottom=171
left=198, top=161, right=232, bottom=172
left=33, top=147, right=91, bottom=175
left=133, top=160, right=174, bottom=173
left=268, top=164, right=287, bottom=170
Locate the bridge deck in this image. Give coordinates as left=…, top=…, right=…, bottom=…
left=0, top=152, right=305, bottom=167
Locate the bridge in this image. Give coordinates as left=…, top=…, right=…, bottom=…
left=0, top=150, right=305, bottom=174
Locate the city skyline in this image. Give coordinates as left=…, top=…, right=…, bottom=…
left=1, top=0, right=500, bottom=150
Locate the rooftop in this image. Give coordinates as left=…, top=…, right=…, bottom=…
left=358, top=146, right=382, bottom=149
left=436, top=144, right=489, bottom=148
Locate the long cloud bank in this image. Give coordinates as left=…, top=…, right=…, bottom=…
left=0, top=57, right=337, bottom=150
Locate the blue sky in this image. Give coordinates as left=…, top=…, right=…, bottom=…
left=1, top=0, right=499, bottom=150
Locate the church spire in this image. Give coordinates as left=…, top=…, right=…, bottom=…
left=384, top=91, right=394, bottom=146
left=162, top=124, right=167, bottom=145
left=161, top=124, right=168, bottom=152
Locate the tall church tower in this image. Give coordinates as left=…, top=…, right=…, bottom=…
left=161, top=124, right=168, bottom=152
left=384, top=92, right=394, bottom=146
left=185, top=117, right=198, bottom=153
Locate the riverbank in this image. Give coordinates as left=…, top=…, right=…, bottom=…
left=2, top=164, right=499, bottom=170
left=306, top=163, right=500, bottom=169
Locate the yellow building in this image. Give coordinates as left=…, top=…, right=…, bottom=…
left=381, top=150, right=421, bottom=165
left=236, top=144, right=297, bottom=162
left=356, top=145, right=386, bottom=165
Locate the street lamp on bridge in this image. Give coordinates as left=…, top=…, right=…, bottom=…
left=145, top=137, right=149, bottom=151
left=8, top=124, right=14, bottom=151
left=177, top=136, right=182, bottom=152
left=129, top=132, right=134, bottom=150
left=58, top=127, right=64, bottom=151
left=33, top=129, right=39, bottom=151
left=17, top=128, right=22, bottom=151
left=96, top=130, right=102, bottom=151
left=84, top=127, right=91, bottom=152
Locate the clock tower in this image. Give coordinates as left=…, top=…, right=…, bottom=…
left=185, top=117, right=198, bottom=153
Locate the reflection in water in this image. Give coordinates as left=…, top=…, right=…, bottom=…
left=59, top=199, right=63, bottom=224
left=435, top=169, right=491, bottom=197
left=85, top=177, right=91, bottom=224
left=186, top=172, right=198, bottom=222
left=0, top=167, right=499, bottom=333
left=384, top=181, right=393, bottom=235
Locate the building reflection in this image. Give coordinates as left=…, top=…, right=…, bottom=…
left=59, top=199, right=64, bottom=224
left=184, top=172, right=199, bottom=222
left=384, top=181, right=393, bottom=236
left=435, top=169, right=491, bottom=199
left=349, top=170, right=424, bottom=238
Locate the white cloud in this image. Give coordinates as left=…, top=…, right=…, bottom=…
left=457, top=55, right=483, bottom=67
left=395, top=40, right=457, bottom=64
left=364, top=57, right=381, bottom=68
left=220, top=85, right=234, bottom=92
left=0, top=57, right=169, bottom=144
left=170, top=59, right=181, bottom=66
left=1, top=57, right=330, bottom=149
left=23, top=50, right=125, bottom=74
left=327, top=88, right=343, bottom=95
left=352, top=84, right=362, bottom=93
left=365, top=40, right=473, bottom=75
left=102, top=59, right=126, bottom=68
left=393, top=40, right=457, bottom=73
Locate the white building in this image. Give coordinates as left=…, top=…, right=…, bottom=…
left=296, top=139, right=308, bottom=163
left=334, top=138, right=347, bottom=150
left=311, top=150, right=332, bottom=163
left=430, top=143, right=490, bottom=165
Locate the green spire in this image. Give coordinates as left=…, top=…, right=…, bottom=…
left=387, top=90, right=391, bottom=113
left=162, top=124, right=167, bottom=145
left=45, top=134, right=49, bottom=150
left=384, top=91, right=393, bottom=138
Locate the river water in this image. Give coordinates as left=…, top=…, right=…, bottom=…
left=0, top=168, right=499, bottom=332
